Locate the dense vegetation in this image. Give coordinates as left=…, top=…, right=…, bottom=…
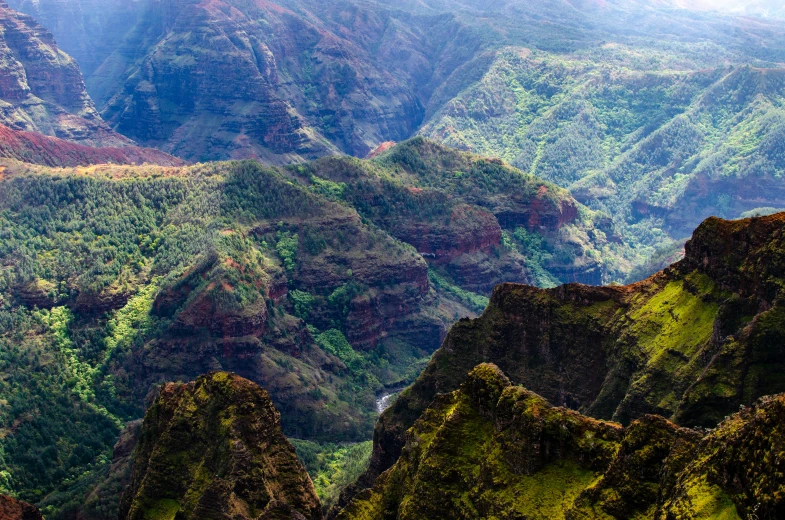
left=339, top=363, right=785, bottom=520
left=292, top=439, right=373, bottom=510
left=5, top=0, right=785, bottom=278
left=421, top=48, right=785, bottom=269
left=0, top=158, right=427, bottom=515
left=2, top=0, right=785, bottom=517
left=359, top=211, right=785, bottom=498
left=289, top=138, right=624, bottom=286
left=0, top=139, right=615, bottom=516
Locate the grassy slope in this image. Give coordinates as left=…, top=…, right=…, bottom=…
left=339, top=363, right=785, bottom=519
left=0, top=139, right=611, bottom=515
left=420, top=47, right=785, bottom=276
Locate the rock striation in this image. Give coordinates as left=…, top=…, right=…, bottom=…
left=0, top=1, right=130, bottom=147
left=0, top=496, right=43, bottom=520
left=292, top=138, right=613, bottom=289
left=354, top=211, right=785, bottom=499
left=338, top=363, right=785, bottom=520
left=119, top=372, right=323, bottom=520
left=93, top=0, right=428, bottom=162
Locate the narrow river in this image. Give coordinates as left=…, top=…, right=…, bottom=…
left=376, top=390, right=400, bottom=414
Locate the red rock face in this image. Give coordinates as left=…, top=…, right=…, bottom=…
left=92, top=0, right=425, bottom=161
left=0, top=2, right=131, bottom=146
left=154, top=256, right=271, bottom=339
left=0, top=124, right=184, bottom=166
left=496, top=194, right=579, bottom=232
left=172, top=282, right=269, bottom=338
left=0, top=495, right=43, bottom=520
left=42, top=0, right=482, bottom=163
left=392, top=203, right=502, bottom=262
left=344, top=264, right=432, bottom=351
left=366, top=141, right=397, bottom=159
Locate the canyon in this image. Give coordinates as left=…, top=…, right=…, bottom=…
left=0, top=0, right=785, bottom=518
left=356, top=210, right=785, bottom=504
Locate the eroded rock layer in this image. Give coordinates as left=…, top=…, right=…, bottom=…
left=0, top=495, right=43, bottom=520
left=119, top=372, right=322, bottom=520
left=338, top=364, right=785, bottom=520
left=0, top=1, right=129, bottom=146
left=359, top=211, right=785, bottom=495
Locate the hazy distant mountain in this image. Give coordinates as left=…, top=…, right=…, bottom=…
left=672, top=0, right=785, bottom=19
left=0, top=1, right=132, bottom=146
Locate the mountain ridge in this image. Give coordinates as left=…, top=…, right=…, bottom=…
left=118, top=371, right=323, bottom=520
left=351, top=210, right=785, bottom=502
left=337, top=362, right=785, bottom=519
left=0, top=1, right=133, bottom=147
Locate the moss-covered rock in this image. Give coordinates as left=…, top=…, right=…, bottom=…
left=659, top=394, right=785, bottom=520
left=358, top=212, right=785, bottom=493
left=338, top=364, right=785, bottom=520
left=118, top=372, right=322, bottom=520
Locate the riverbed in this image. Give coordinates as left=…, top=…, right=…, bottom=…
left=376, top=390, right=400, bottom=414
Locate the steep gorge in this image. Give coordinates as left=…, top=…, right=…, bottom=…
left=357, top=211, right=785, bottom=496
left=0, top=140, right=610, bottom=514
left=0, top=1, right=130, bottom=146
left=339, top=363, right=785, bottom=519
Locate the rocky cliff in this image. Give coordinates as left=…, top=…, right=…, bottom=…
left=5, top=0, right=491, bottom=163
left=10, top=0, right=785, bottom=281
left=0, top=1, right=130, bottom=146
left=338, top=363, right=785, bottom=520
left=5, top=0, right=144, bottom=78
left=0, top=124, right=184, bottom=167
left=0, top=155, right=474, bottom=516
left=355, top=211, right=785, bottom=497
left=290, top=138, right=615, bottom=289
left=89, top=0, right=433, bottom=162
left=0, top=141, right=631, bottom=516
left=119, top=372, right=322, bottom=520
left=0, top=496, right=43, bottom=520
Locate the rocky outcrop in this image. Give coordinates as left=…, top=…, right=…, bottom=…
left=78, top=420, right=142, bottom=520
left=0, top=496, right=43, bottom=520
left=5, top=0, right=144, bottom=79
left=12, top=278, right=61, bottom=309
left=658, top=392, right=785, bottom=519
left=338, top=364, right=785, bottom=520
left=353, top=211, right=785, bottom=498
left=388, top=203, right=502, bottom=262
left=0, top=2, right=129, bottom=146
left=293, top=139, right=611, bottom=291
left=0, top=124, right=184, bottom=167
left=119, top=372, right=322, bottom=520
left=93, top=0, right=430, bottom=162
left=0, top=150, right=612, bottom=516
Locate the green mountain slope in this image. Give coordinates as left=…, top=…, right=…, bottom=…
left=356, top=211, right=785, bottom=499
left=118, top=372, right=322, bottom=520
left=0, top=140, right=611, bottom=515
left=9, top=0, right=785, bottom=276
left=421, top=48, right=785, bottom=261
left=338, top=363, right=785, bottom=520
left=289, top=138, right=621, bottom=286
